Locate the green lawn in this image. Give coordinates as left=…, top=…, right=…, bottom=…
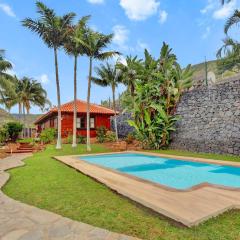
left=3, top=144, right=240, bottom=240
left=149, top=149, right=240, bottom=162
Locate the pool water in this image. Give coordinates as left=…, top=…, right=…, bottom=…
left=79, top=153, right=240, bottom=190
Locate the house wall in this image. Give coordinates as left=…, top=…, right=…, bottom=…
left=170, top=78, right=240, bottom=155
left=47, top=112, right=112, bottom=138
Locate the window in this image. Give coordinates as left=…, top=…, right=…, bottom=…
left=77, top=117, right=85, bottom=129
left=54, top=117, right=57, bottom=129
left=90, top=117, right=95, bottom=129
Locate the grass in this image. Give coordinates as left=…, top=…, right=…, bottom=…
left=3, top=144, right=240, bottom=240
left=149, top=149, right=240, bottom=162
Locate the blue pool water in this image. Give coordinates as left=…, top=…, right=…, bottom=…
left=79, top=153, right=240, bottom=190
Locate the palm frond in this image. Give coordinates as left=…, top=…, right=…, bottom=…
left=224, top=10, right=240, bottom=34
left=96, top=51, right=120, bottom=60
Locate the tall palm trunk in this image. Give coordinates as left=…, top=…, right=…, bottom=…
left=18, top=103, right=22, bottom=120
left=18, top=102, right=23, bottom=138
left=26, top=106, right=30, bottom=138
left=86, top=57, right=92, bottom=152
left=54, top=47, right=62, bottom=149
left=22, top=105, right=26, bottom=138
left=72, top=55, right=77, bottom=148
left=112, top=84, right=118, bottom=141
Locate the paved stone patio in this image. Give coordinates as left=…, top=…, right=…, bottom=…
left=0, top=154, right=139, bottom=240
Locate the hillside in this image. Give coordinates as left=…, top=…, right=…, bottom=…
left=0, top=108, right=42, bottom=127
left=0, top=108, right=16, bottom=126
left=12, top=114, right=42, bottom=127
left=191, top=59, right=237, bottom=85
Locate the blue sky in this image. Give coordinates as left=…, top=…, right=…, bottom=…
left=0, top=0, right=239, bottom=113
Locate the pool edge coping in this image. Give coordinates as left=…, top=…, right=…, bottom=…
left=53, top=153, right=240, bottom=227
left=54, top=151, right=240, bottom=193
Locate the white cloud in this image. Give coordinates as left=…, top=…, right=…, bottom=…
left=200, top=0, right=236, bottom=19
left=200, top=0, right=216, bottom=14
left=38, top=74, right=49, bottom=84
left=159, top=10, right=168, bottom=24
left=136, top=40, right=150, bottom=51
left=202, top=26, right=211, bottom=39
left=87, top=0, right=104, bottom=4
left=119, top=0, right=160, bottom=21
left=112, top=25, right=129, bottom=49
left=113, top=55, right=127, bottom=66
left=0, top=3, right=16, bottom=18
left=213, top=0, right=236, bottom=19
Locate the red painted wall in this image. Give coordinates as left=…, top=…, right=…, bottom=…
left=37, top=112, right=112, bottom=138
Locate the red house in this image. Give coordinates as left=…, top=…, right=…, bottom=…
left=34, top=100, right=115, bottom=138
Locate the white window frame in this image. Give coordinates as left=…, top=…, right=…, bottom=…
left=90, top=117, right=95, bottom=129
left=77, top=117, right=85, bottom=129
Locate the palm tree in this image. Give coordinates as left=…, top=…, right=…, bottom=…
left=0, top=50, right=12, bottom=76
left=92, top=63, right=122, bottom=141
left=0, top=50, right=15, bottom=111
left=19, top=77, right=49, bottom=114
left=82, top=29, right=119, bottom=151
left=64, top=16, right=90, bottom=148
left=5, top=76, right=50, bottom=121
left=221, top=0, right=232, bottom=4
left=224, top=10, right=240, bottom=34
left=217, top=37, right=240, bottom=73
left=22, top=1, right=75, bottom=149
left=117, top=56, right=142, bottom=105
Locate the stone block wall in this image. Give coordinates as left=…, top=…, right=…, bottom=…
left=170, top=78, right=240, bottom=155
left=111, top=113, right=134, bottom=138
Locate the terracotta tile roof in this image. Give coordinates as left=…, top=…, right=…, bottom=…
left=35, top=99, right=115, bottom=124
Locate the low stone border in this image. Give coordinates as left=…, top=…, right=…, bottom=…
left=0, top=154, right=140, bottom=240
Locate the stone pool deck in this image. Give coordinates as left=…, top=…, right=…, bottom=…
left=0, top=154, right=139, bottom=240
left=55, top=151, right=240, bottom=227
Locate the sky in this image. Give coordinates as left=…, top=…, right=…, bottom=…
left=0, top=0, right=239, bottom=114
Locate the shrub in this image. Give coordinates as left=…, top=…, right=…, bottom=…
left=0, top=127, right=9, bottom=144
left=3, top=122, right=23, bottom=142
left=77, top=135, right=86, bottom=144
left=125, top=133, right=135, bottom=144
left=96, top=126, right=107, bottom=143
left=66, top=134, right=73, bottom=144
left=40, top=128, right=57, bottom=144
left=105, top=131, right=116, bottom=142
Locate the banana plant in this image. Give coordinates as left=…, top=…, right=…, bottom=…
left=125, top=42, right=193, bottom=149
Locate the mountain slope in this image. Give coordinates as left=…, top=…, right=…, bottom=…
left=0, top=108, right=15, bottom=126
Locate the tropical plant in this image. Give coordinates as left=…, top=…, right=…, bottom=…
left=105, top=131, right=116, bottom=142
left=17, top=77, right=49, bottom=114
left=125, top=43, right=193, bottom=149
left=82, top=29, right=119, bottom=151
left=217, top=37, right=240, bottom=73
left=77, top=135, right=86, bottom=144
left=221, top=0, right=232, bottom=4
left=216, top=10, right=240, bottom=74
left=40, top=128, right=57, bottom=144
left=92, top=63, right=122, bottom=141
left=96, top=126, right=107, bottom=143
left=117, top=56, right=142, bottom=107
left=4, top=76, right=50, bottom=128
left=64, top=16, right=90, bottom=148
left=0, top=126, right=8, bottom=144
left=0, top=50, right=15, bottom=111
left=125, top=133, right=135, bottom=144
left=3, top=122, right=23, bottom=142
left=22, top=1, right=75, bottom=149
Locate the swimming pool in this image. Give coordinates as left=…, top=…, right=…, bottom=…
left=79, top=153, right=240, bottom=190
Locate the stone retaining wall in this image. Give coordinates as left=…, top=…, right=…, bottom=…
left=111, top=113, right=134, bottom=138
left=170, top=78, right=240, bottom=155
